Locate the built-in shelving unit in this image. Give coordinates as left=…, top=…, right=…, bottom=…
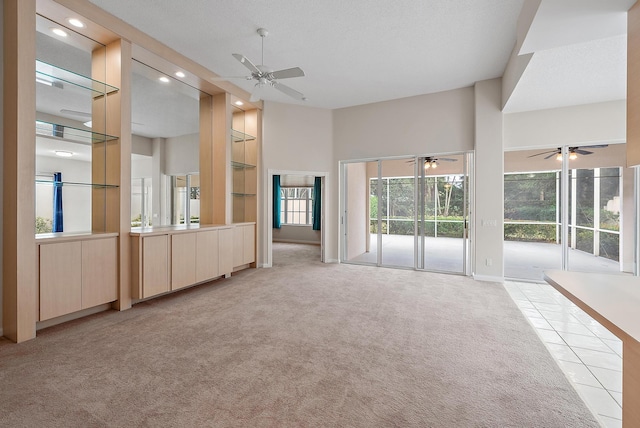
left=231, top=109, right=258, bottom=223
left=35, top=57, right=120, bottom=236
left=36, top=59, right=118, bottom=95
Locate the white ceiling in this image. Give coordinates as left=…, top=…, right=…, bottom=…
left=87, top=0, right=526, bottom=109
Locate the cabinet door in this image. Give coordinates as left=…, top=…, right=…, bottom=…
left=233, top=226, right=244, bottom=267
left=143, top=235, right=169, bottom=298
left=219, top=228, right=234, bottom=275
left=196, top=230, right=219, bottom=283
left=243, top=225, right=255, bottom=264
left=40, top=241, right=82, bottom=321
left=82, top=238, right=118, bottom=309
left=171, top=233, right=197, bottom=291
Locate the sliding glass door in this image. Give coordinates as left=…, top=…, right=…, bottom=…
left=416, top=154, right=470, bottom=273
left=342, top=153, right=471, bottom=274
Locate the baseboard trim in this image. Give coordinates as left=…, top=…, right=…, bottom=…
left=325, top=258, right=339, bottom=264
left=259, top=262, right=272, bottom=268
left=473, top=274, right=504, bottom=283
left=273, top=239, right=321, bottom=245
left=36, top=304, right=112, bottom=331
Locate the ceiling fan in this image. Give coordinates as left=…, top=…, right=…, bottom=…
left=215, top=28, right=306, bottom=103
left=408, top=156, right=458, bottom=169
left=527, top=145, right=608, bottom=160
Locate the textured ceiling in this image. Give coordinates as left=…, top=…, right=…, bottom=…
left=87, top=0, right=525, bottom=109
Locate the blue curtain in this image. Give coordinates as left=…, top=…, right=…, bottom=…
left=273, top=175, right=281, bottom=229
left=53, top=172, right=63, bottom=233
left=313, top=177, right=321, bottom=231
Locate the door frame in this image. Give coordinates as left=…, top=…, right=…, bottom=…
left=264, top=169, right=328, bottom=268
left=340, top=152, right=473, bottom=275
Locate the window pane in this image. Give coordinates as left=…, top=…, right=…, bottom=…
left=281, top=186, right=313, bottom=225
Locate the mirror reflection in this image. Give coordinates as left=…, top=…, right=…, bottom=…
left=130, top=59, right=205, bottom=227
left=35, top=14, right=107, bottom=235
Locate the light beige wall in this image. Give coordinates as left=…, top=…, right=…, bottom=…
left=165, top=133, right=199, bottom=175
left=474, top=78, right=504, bottom=281
left=334, top=87, right=475, bottom=263
left=262, top=101, right=334, bottom=264
left=504, top=100, right=626, bottom=150
left=346, top=162, right=367, bottom=259
left=272, top=225, right=320, bottom=245
left=132, top=134, right=152, bottom=156
left=333, top=87, right=475, bottom=161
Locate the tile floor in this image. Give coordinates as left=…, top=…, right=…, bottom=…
left=504, top=281, right=623, bottom=428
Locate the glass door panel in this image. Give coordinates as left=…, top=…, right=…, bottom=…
left=380, top=158, right=415, bottom=268
left=567, top=166, right=621, bottom=274
left=417, top=154, right=467, bottom=273
left=503, top=169, right=562, bottom=280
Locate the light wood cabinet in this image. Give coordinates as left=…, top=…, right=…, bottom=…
left=233, top=224, right=255, bottom=268
left=82, top=238, right=118, bottom=309
left=171, top=233, right=197, bottom=290
left=142, top=235, right=169, bottom=298
left=39, top=236, right=118, bottom=321
left=196, top=230, right=219, bottom=282
left=218, top=228, right=234, bottom=276
left=131, top=225, right=240, bottom=300
left=40, top=242, right=83, bottom=321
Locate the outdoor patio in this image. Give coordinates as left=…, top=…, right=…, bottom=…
left=347, top=234, right=622, bottom=280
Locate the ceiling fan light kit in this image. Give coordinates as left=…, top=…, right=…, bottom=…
left=527, top=145, right=608, bottom=161
left=221, top=28, right=306, bottom=103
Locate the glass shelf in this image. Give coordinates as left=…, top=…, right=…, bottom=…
left=231, top=129, right=256, bottom=142
left=36, top=121, right=118, bottom=144
left=36, top=60, right=119, bottom=95
left=35, top=179, right=119, bottom=189
left=231, top=161, right=257, bottom=169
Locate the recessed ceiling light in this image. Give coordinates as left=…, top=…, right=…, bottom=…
left=159, top=76, right=170, bottom=83
left=234, top=100, right=244, bottom=106
left=83, top=120, right=92, bottom=128
left=67, top=18, right=85, bottom=28
left=55, top=150, right=73, bottom=157
left=51, top=28, right=68, bottom=37
left=175, top=71, right=185, bottom=78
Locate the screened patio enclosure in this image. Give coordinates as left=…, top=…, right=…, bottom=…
left=504, top=143, right=631, bottom=281
left=342, top=153, right=471, bottom=274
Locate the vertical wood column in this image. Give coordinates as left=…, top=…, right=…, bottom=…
left=2, top=0, right=37, bottom=342
left=200, top=92, right=230, bottom=225
left=628, top=2, right=640, bottom=166
left=110, top=40, right=132, bottom=310
left=624, top=338, right=640, bottom=427
left=244, top=109, right=260, bottom=224
left=91, top=39, right=132, bottom=310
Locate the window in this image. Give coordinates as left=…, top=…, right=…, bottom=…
left=281, top=187, right=314, bottom=225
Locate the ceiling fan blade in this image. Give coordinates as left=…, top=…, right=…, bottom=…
left=580, top=144, right=608, bottom=149
left=527, top=149, right=558, bottom=158
left=232, top=53, right=261, bottom=74
left=210, top=76, right=252, bottom=81
left=574, top=149, right=593, bottom=155
left=273, top=81, right=306, bottom=101
left=271, top=67, right=305, bottom=79
left=544, top=152, right=559, bottom=160
left=437, top=158, right=458, bottom=162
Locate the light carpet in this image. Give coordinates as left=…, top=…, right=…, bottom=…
left=0, top=243, right=600, bottom=427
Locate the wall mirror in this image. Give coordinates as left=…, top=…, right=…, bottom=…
left=35, top=14, right=110, bottom=235
left=130, top=59, right=207, bottom=228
